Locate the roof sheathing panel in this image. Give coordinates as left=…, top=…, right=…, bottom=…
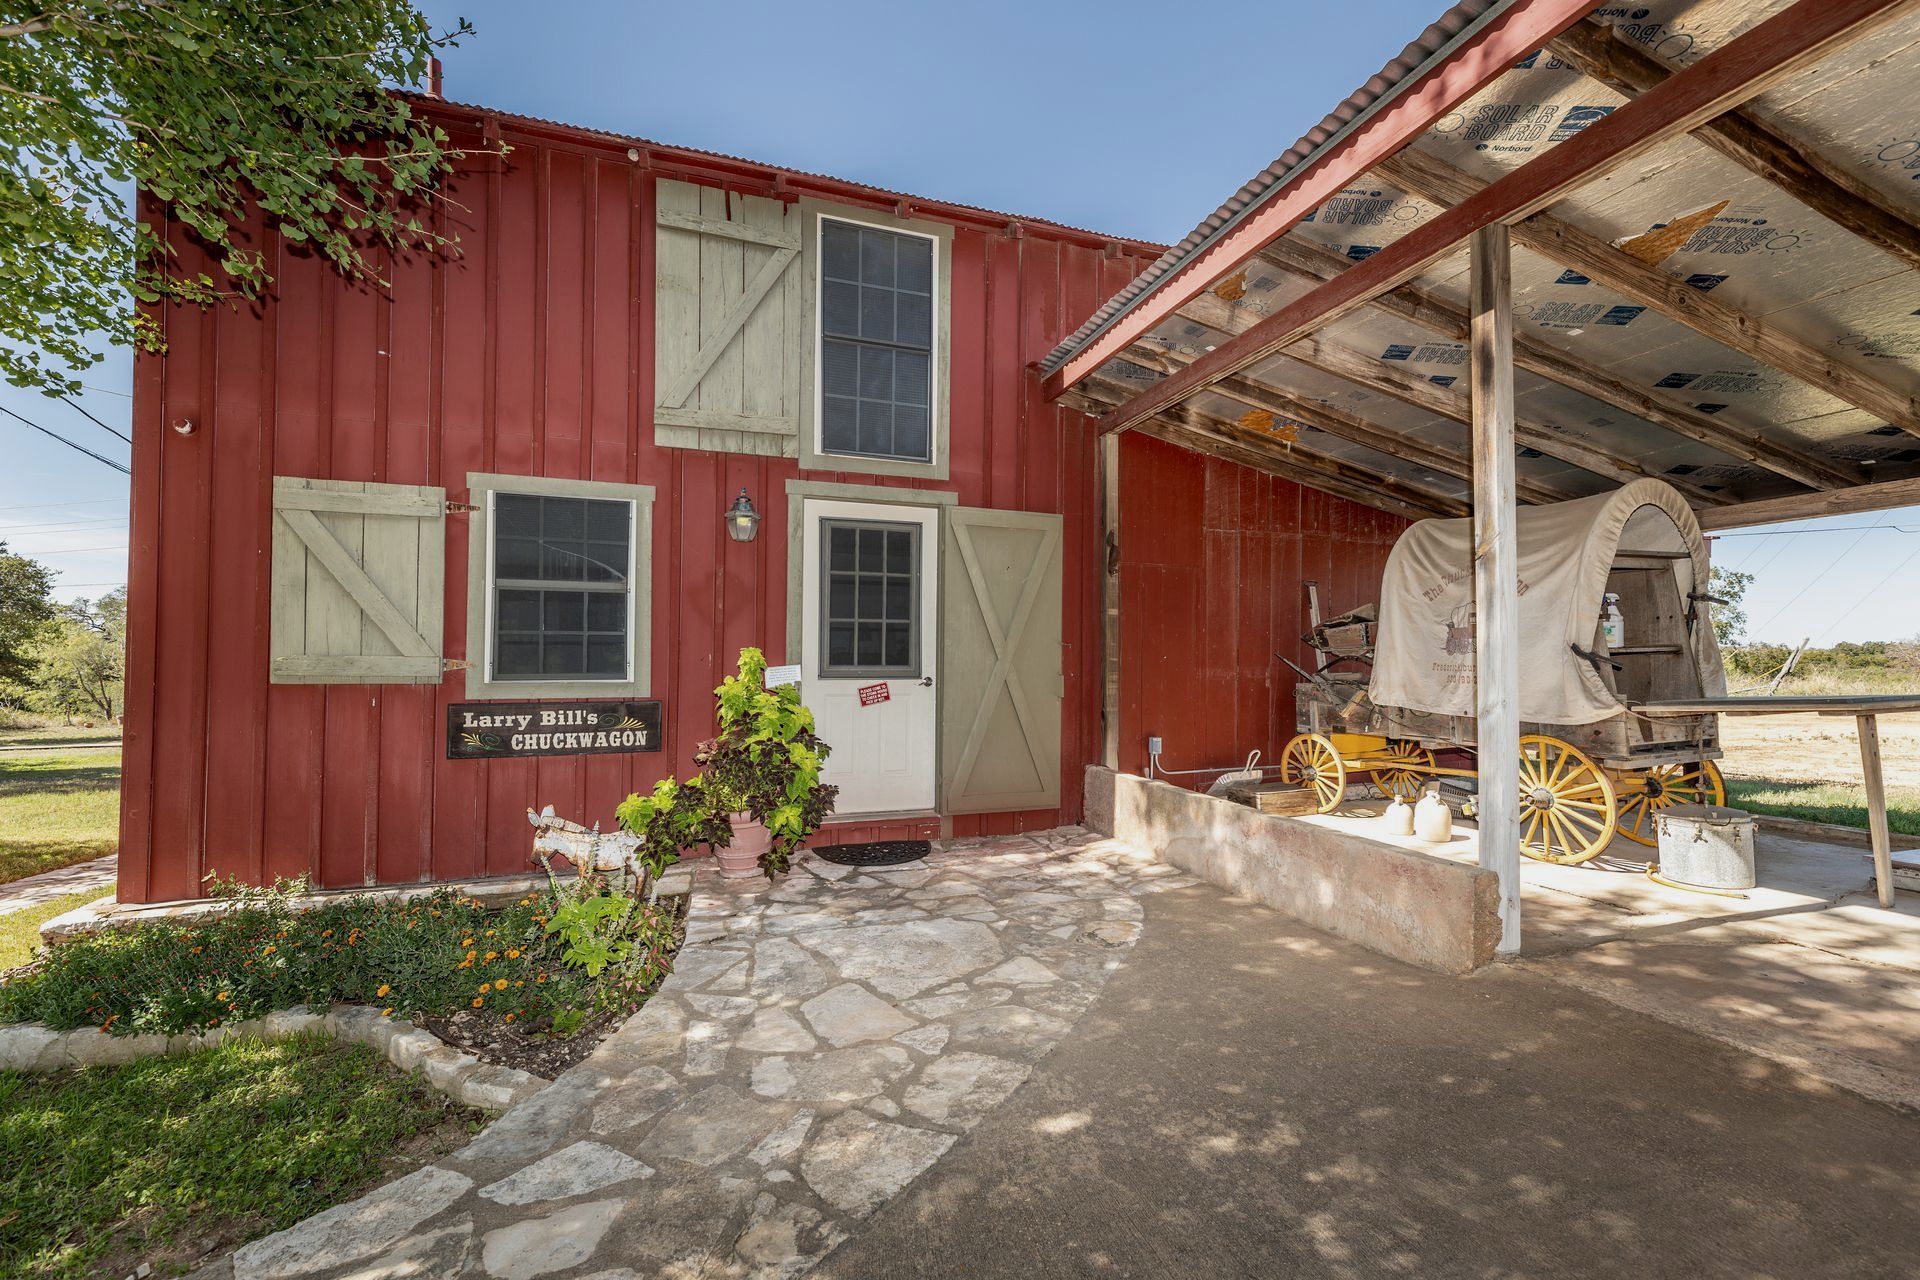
left=1066, top=0, right=1920, bottom=507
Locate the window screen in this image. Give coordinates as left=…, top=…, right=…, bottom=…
left=491, top=492, right=632, bottom=680
left=820, top=519, right=919, bottom=676
left=819, top=219, right=933, bottom=463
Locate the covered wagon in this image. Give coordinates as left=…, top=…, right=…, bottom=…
left=1285, top=480, right=1729, bottom=864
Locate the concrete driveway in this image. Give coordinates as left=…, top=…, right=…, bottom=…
left=818, top=871, right=1920, bottom=1280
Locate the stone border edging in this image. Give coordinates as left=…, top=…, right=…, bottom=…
left=0, top=1004, right=549, bottom=1110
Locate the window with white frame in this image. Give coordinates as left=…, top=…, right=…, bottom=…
left=488, top=491, right=634, bottom=681
left=818, top=218, right=936, bottom=463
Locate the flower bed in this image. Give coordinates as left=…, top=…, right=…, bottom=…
left=0, top=869, right=680, bottom=1074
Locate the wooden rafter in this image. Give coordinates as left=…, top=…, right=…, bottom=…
left=1547, top=17, right=1920, bottom=273
left=1696, top=475, right=1920, bottom=530
left=1068, top=374, right=1464, bottom=519
left=1121, top=340, right=1581, bottom=506
left=1378, top=145, right=1920, bottom=437
left=1093, top=0, right=1910, bottom=447
left=1254, top=235, right=1850, bottom=489
left=1175, top=288, right=1730, bottom=503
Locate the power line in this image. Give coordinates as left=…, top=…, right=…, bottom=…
left=0, top=498, right=125, bottom=514
left=0, top=405, right=131, bottom=476
left=1816, top=543, right=1920, bottom=643
left=1714, top=524, right=1920, bottom=537
left=31, top=543, right=129, bottom=556
left=58, top=394, right=133, bottom=445
left=79, top=384, right=132, bottom=399
left=1751, top=510, right=1888, bottom=636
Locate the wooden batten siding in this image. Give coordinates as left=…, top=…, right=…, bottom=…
left=1115, top=432, right=1404, bottom=784
left=123, top=110, right=1207, bottom=902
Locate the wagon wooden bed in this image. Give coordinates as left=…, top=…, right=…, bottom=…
left=1281, top=481, right=1728, bottom=864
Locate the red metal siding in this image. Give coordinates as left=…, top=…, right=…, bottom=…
left=1116, top=432, right=1405, bottom=783
left=121, top=111, right=1158, bottom=902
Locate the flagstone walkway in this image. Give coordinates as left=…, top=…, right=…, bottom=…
left=0, top=855, right=115, bottom=918
left=223, top=828, right=1196, bottom=1279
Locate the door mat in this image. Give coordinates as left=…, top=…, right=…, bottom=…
left=813, top=840, right=931, bottom=867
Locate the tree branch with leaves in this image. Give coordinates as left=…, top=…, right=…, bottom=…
left=1, top=0, right=490, bottom=393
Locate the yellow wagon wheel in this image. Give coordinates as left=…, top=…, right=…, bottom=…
left=1368, top=740, right=1436, bottom=801
left=1613, top=760, right=1726, bottom=847
left=1280, top=733, right=1349, bottom=814
left=1517, top=735, right=1618, bottom=865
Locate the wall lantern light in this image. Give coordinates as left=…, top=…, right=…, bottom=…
left=724, top=488, right=761, bottom=543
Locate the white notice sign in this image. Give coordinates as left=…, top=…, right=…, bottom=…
left=764, top=663, right=803, bottom=689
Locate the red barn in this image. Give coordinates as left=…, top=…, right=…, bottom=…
left=119, top=96, right=1404, bottom=904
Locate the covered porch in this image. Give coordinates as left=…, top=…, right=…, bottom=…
left=1047, top=0, right=1920, bottom=957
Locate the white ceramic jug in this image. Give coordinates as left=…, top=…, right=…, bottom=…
left=1414, top=785, right=1453, bottom=843
left=1382, top=795, right=1415, bottom=836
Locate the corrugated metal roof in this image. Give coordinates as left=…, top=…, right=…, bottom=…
left=1037, top=0, right=1513, bottom=377
left=403, top=91, right=1163, bottom=252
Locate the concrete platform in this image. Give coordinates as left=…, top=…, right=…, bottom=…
left=1311, top=800, right=1920, bottom=1110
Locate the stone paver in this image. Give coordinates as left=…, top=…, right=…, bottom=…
left=235, top=827, right=1186, bottom=1278
left=0, top=854, right=115, bottom=918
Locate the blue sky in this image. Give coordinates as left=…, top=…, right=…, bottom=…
left=3, top=0, right=1917, bottom=644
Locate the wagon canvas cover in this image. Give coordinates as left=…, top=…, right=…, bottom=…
left=1369, top=480, right=1725, bottom=725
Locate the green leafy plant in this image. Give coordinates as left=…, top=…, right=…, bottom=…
left=696, top=647, right=838, bottom=877
left=614, top=775, right=730, bottom=883
left=529, top=846, right=679, bottom=1017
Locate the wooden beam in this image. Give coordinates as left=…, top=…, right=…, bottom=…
left=1039, top=0, right=1602, bottom=401
left=1094, top=0, right=1912, bottom=442
left=1547, top=17, right=1920, bottom=273
left=1695, top=474, right=1920, bottom=529
left=1471, top=224, right=1522, bottom=955
left=1378, top=145, right=1920, bottom=438
left=1256, top=235, right=1851, bottom=490
left=1176, top=286, right=1730, bottom=502
left=1067, top=376, right=1462, bottom=520
left=1124, top=339, right=1580, bottom=506
left=1858, top=715, right=1895, bottom=907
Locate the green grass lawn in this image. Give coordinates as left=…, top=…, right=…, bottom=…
left=0, top=725, right=121, bottom=750
left=0, top=750, right=120, bottom=885
left=1725, top=776, right=1920, bottom=838
left=0, top=887, right=113, bottom=974
left=0, top=1034, right=481, bottom=1280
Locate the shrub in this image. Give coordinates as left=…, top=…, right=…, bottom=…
left=0, top=872, right=678, bottom=1037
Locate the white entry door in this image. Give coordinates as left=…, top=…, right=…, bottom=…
left=801, top=499, right=939, bottom=815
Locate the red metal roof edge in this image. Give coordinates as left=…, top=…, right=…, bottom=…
left=1035, top=0, right=1518, bottom=380
left=402, top=91, right=1167, bottom=255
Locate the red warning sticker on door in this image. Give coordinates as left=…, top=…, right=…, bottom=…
left=857, top=682, right=890, bottom=707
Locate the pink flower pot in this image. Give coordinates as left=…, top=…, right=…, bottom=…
left=716, top=811, right=771, bottom=879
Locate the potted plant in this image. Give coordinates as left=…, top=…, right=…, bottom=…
left=613, top=776, right=731, bottom=893
left=696, top=648, right=838, bottom=878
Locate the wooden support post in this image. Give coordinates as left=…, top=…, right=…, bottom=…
left=1856, top=714, right=1894, bottom=908
left=1471, top=224, right=1522, bottom=955
left=1100, top=432, right=1121, bottom=772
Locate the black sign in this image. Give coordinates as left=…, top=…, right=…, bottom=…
left=447, top=700, right=663, bottom=760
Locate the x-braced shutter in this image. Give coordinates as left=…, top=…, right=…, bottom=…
left=270, top=477, right=446, bottom=684
left=654, top=179, right=805, bottom=457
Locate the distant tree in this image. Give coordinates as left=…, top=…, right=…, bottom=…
left=1708, top=565, right=1751, bottom=646
left=0, top=541, right=55, bottom=687
left=32, top=587, right=124, bottom=720
left=0, top=1, right=482, bottom=394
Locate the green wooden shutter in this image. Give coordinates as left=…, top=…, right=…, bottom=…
left=654, top=179, right=805, bottom=457
left=270, top=477, right=446, bottom=684
left=940, top=508, right=1064, bottom=813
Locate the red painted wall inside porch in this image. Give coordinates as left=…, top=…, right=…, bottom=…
left=117, top=107, right=1157, bottom=903
left=1116, top=433, right=1406, bottom=781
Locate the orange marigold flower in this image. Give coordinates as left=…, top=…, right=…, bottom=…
left=506, top=948, right=521, bottom=959
left=536, top=973, right=547, bottom=983
left=484, top=951, right=498, bottom=962
left=461, top=937, right=475, bottom=947
left=208, top=1017, right=220, bottom=1026
left=465, top=950, right=477, bottom=962
left=382, top=1007, right=394, bottom=1017
left=321, top=929, right=332, bottom=938
left=514, top=980, right=524, bottom=988
left=478, top=982, right=491, bottom=994
left=504, top=1013, right=516, bottom=1023
left=493, top=978, right=507, bottom=991
left=261, top=945, right=276, bottom=956
left=216, top=991, right=230, bottom=1001
left=471, top=997, right=484, bottom=1007
left=376, top=984, right=392, bottom=998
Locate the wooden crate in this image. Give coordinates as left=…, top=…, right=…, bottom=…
left=1255, top=784, right=1320, bottom=817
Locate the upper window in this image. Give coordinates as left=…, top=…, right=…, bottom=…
left=489, top=492, right=633, bottom=682
left=818, top=219, right=935, bottom=463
